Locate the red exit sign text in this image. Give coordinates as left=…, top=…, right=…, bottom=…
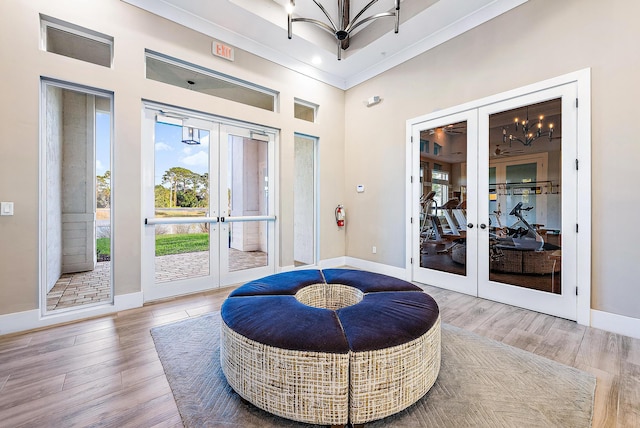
left=212, top=41, right=234, bottom=61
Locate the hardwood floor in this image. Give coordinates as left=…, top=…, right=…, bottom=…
left=1, top=284, right=638, bottom=427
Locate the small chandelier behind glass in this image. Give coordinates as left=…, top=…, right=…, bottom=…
left=287, top=0, right=401, bottom=60
left=502, top=108, right=554, bottom=147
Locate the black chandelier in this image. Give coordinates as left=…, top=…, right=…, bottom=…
left=502, top=108, right=554, bottom=147
left=287, top=0, right=401, bottom=60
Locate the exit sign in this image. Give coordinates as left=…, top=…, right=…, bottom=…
left=212, top=41, right=234, bottom=61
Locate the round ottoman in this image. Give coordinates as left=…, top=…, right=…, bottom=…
left=220, top=269, right=441, bottom=426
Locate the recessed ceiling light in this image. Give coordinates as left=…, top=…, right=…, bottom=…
left=311, top=56, right=322, bottom=65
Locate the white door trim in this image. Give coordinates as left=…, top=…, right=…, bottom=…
left=141, top=102, right=279, bottom=302
left=406, top=68, right=591, bottom=325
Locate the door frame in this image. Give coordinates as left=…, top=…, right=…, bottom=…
left=39, top=78, right=115, bottom=316
left=406, top=69, right=591, bottom=325
left=141, top=102, right=279, bottom=302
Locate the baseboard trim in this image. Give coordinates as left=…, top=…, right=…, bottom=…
left=591, top=309, right=640, bottom=340
left=343, top=257, right=410, bottom=280
left=318, top=256, right=347, bottom=269
left=0, top=291, right=144, bottom=336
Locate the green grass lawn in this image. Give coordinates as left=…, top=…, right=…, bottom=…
left=97, top=237, right=111, bottom=256
left=96, top=233, right=209, bottom=257
left=155, top=233, right=209, bottom=256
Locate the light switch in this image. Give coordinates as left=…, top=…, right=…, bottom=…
left=1, top=202, right=14, bottom=216
left=356, top=185, right=365, bottom=193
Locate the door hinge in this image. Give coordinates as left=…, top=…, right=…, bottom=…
left=576, top=98, right=579, bottom=108
left=410, top=217, right=413, bottom=224
left=411, top=136, right=414, bottom=143
left=576, top=159, right=579, bottom=170
left=410, top=257, right=413, bottom=264
left=576, top=223, right=579, bottom=233
left=576, top=286, right=579, bottom=296
left=410, top=176, right=413, bottom=183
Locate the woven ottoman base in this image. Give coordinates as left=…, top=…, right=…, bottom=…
left=220, top=269, right=441, bottom=426
left=220, top=322, right=350, bottom=425
left=349, top=316, right=441, bottom=424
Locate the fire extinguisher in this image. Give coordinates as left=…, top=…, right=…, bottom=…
left=335, top=204, right=345, bottom=228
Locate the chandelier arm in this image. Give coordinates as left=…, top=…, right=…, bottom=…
left=348, top=12, right=396, bottom=34
left=345, top=0, right=380, bottom=32
left=395, top=2, right=400, bottom=33
left=292, top=17, right=338, bottom=36
left=311, top=0, right=339, bottom=32
left=340, top=0, right=350, bottom=49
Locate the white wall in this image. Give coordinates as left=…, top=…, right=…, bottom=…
left=0, top=0, right=345, bottom=318
left=344, top=0, right=640, bottom=320
left=2, top=0, right=638, bottom=330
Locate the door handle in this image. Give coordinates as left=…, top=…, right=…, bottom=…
left=467, top=223, right=474, bottom=228
left=480, top=223, right=487, bottom=229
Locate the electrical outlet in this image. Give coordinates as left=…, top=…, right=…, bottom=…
left=372, top=246, right=377, bottom=254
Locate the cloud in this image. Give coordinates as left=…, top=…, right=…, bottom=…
left=155, top=142, right=173, bottom=151
left=181, top=151, right=209, bottom=167
left=183, top=146, right=192, bottom=155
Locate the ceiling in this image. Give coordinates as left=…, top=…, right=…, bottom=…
left=123, top=0, right=527, bottom=90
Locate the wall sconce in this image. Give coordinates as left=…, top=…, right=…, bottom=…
left=182, top=126, right=201, bottom=145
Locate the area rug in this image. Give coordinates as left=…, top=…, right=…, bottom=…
left=151, top=313, right=595, bottom=427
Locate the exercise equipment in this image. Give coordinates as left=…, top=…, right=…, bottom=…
left=495, top=202, right=544, bottom=251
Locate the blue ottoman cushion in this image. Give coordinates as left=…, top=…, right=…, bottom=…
left=228, top=269, right=325, bottom=297
left=322, top=269, right=422, bottom=293
left=336, top=291, right=440, bottom=352
left=221, top=294, right=350, bottom=353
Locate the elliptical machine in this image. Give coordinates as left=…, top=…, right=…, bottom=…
left=495, top=202, right=544, bottom=251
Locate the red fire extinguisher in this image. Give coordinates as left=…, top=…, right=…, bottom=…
left=335, top=204, right=345, bottom=228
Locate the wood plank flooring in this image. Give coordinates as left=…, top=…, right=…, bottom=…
left=1, top=284, right=638, bottom=427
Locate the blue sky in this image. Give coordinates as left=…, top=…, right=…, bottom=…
left=95, top=117, right=211, bottom=185
left=154, top=122, right=210, bottom=186
left=96, top=112, right=111, bottom=176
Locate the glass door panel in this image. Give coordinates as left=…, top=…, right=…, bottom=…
left=487, top=100, right=559, bottom=293
left=293, top=134, right=317, bottom=267
left=153, top=120, right=213, bottom=282
left=227, top=221, right=269, bottom=271
left=143, top=108, right=276, bottom=300
left=478, top=84, right=577, bottom=320
left=219, top=126, right=275, bottom=286
left=413, top=111, right=478, bottom=296
left=142, top=110, right=220, bottom=301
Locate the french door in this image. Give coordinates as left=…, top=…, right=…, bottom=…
left=142, top=105, right=276, bottom=301
left=411, top=110, right=478, bottom=296
left=411, top=82, right=579, bottom=320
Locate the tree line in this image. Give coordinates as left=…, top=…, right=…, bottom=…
left=97, top=167, right=209, bottom=209
left=155, top=166, right=209, bottom=208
